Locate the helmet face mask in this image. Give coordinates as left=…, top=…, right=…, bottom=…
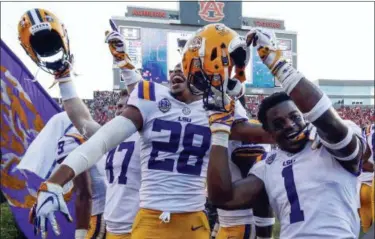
left=186, top=57, right=229, bottom=112
left=18, top=9, right=72, bottom=74
left=182, top=23, right=249, bottom=112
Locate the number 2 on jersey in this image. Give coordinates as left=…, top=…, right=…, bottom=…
left=105, top=141, right=135, bottom=185
left=282, top=164, right=305, bottom=224
left=148, top=119, right=211, bottom=176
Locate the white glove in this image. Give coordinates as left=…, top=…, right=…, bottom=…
left=246, top=28, right=284, bottom=73
left=29, top=182, right=72, bottom=239
left=105, top=30, right=135, bottom=70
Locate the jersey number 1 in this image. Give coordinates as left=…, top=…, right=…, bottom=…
left=282, top=164, right=305, bottom=224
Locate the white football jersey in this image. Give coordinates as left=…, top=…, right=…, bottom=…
left=54, top=126, right=107, bottom=215
left=127, top=80, right=247, bottom=212
left=103, top=132, right=141, bottom=234
left=250, top=122, right=363, bottom=239
left=218, top=141, right=271, bottom=227
left=358, top=123, right=374, bottom=184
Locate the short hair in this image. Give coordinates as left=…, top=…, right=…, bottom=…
left=119, top=89, right=128, bottom=98
left=257, top=92, right=291, bottom=130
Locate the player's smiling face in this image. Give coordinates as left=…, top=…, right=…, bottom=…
left=169, top=63, right=189, bottom=96
left=266, top=100, right=308, bottom=152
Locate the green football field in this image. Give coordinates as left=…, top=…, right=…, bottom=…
left=0, top=202, right=367, bottom=239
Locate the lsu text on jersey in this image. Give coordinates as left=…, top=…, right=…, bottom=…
left=250, top=122, right=364, bottom=239
left=126, top=80, right=247, bottom=239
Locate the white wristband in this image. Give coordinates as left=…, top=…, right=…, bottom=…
left=275, top=63, right=304, bottom=95
left=211, top=132, right=229, bottom=147
left=75, top=229, right=87, bottom=239
left=121, top=69, right=142, bottom=86
left=303, top=94, right=332, bottom=123
left=59, top=80, right=78, bottom=101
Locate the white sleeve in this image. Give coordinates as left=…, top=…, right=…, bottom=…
left=234, top=100, right=248, bottom=122
left=127, top=80, right=158, bottom=127
left=248, top=159, right=266, bottom=182
left=61, top=116, right=137, bottom=177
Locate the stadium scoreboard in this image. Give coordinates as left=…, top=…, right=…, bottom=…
left=111, top=1, right=298, bottom=96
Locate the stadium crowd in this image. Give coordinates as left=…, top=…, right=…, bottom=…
left=54, top=93, right=375, bottom=128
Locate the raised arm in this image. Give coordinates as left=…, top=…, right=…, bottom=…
left=207, top=102, right=265, bottom=209
left=58, top=80, right=100, bottom=138
left=247, top=29, right=366, bottom=173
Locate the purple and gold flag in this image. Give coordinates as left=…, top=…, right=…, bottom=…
left=1, top=39, right=75, bottom=238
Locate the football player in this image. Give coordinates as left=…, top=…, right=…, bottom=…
left=206, top=28, right=367, bottom=238
left=28, top=23, right=275, bottom=239
left=103, top=29, right=141, bottom=239
left=103, top=89, right=141, bottom=239
left=358, top=123, right=374, bottom=232
left=25, top=111, right=106, bottom=239
left=18, top=9, right=140, bottom=239
left=216, top=136, right=274, bottom=239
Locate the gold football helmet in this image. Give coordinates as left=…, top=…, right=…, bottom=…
left=18, top=9, right=72, bottom=74
left=182, top=23, right=249, bottom=111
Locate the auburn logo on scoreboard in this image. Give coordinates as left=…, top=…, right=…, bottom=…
left=198, top=0, right=225, bottom=22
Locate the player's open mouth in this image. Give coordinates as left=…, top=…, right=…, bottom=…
left=285, top=131, right=301, bottom=141
left=171, top=75, right=185, bottom=85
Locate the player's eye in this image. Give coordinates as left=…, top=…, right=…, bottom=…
left=290, top=114, right=301, bottom=121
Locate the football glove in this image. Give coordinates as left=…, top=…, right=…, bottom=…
left=207, top=100, right=236, bottom=134
left=105, top=30, right=135, bottom=70
left=29, top=182, right=72, bottom=239
left=246, top=28, right=285, bottom=76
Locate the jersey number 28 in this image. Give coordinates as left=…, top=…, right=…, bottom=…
left=148, top=119, right=211, bottom=176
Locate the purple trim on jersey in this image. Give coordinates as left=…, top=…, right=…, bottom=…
left=261, top=152, right=268, bottom=161
left=149, top=81, right=156, bottom=101
left=44, top=161, right=58, bottom=179
left=56, top=156, right=67, bottom=164
left=243, top=224, right=251, bottom=239
left=352, top=156, right=363, bottom=177
left=138, top=81, right=144, bottom=99
left=63, top=123, right=74, bottom=135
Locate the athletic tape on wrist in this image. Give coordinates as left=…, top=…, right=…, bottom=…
left=121, top=69, right=142, bottom=86
left=319, top=125, right=353, bottom=150
left=211, top=131, right=230, bottom=147
left=333, top=137, right=360, bottom=161
left=75, top=229, right=88, bottom=239
left=303, top=94, right=332, bottom=123
left=276, top=63, right=304, bottom=95
left=254, top=216, right=275, bottom=227
left=59, top=81, right=78, bottom=101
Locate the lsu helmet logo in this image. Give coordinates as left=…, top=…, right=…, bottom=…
left=198, top=0, right=225, bottom=22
